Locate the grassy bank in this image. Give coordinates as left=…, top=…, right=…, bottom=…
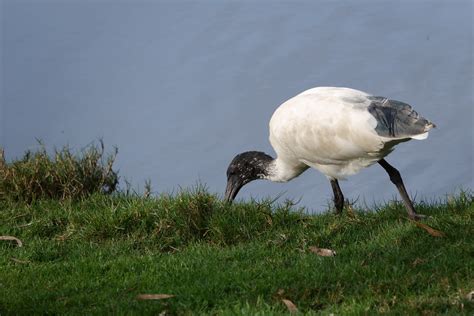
left=0, top=188, right=473, bottom=315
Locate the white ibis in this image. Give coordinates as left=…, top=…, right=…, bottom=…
left=224, top=87, right=435, bottom=220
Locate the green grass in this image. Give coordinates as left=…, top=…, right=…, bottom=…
left=1, top=188, right=473, bottom=315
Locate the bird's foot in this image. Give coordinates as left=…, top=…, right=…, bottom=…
left=408, top=213, right=431, bottom=221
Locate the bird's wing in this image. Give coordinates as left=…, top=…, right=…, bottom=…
left=270, top=91, right=383, bottom=163
left=367, top=96, right=435, bottom=139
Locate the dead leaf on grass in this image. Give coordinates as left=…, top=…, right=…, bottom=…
left=466, top=291, right=474, bottom=301
left=0, top=236, right=23, bottom=247
left=411, top=221, right=445, bottom=237
left=309, top=246, right=336, bottom=257
left=411, top=258, right=425, bottom=267
left=136, top=294, right=175, bottom=300
left=282, top=298, right=298, bottom=314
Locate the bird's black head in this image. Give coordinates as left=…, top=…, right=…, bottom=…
left=224, top=151, right=274, bottom=202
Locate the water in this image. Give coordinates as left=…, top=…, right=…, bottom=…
left=2, top=0, right=473, bottom=212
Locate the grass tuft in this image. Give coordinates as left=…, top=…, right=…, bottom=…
left=0, top=141, right=118, bottom=202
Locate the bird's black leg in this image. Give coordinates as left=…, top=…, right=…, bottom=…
left=378, top=159, right=425, bottom=220
left=330, top=179, right=344, bottom=214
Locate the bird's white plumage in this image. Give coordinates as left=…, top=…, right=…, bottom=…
left=266, top=87, right=433, bottom=181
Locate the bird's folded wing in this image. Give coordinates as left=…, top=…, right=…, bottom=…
left=367, top=97, right=435, bottom=139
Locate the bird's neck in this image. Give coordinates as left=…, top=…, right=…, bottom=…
left=264, top=157, right=309, bottom=183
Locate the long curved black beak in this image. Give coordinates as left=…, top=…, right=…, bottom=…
left=224, top=176, right=243, bottom=202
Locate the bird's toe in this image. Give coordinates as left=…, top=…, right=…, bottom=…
left=409, top=213, right=431, bottom=221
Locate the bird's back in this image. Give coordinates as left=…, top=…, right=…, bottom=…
left=269, top=87, right=434, bottom=179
